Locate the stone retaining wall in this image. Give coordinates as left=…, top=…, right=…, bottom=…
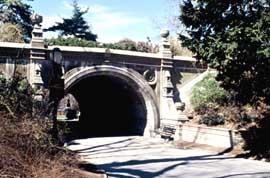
left=176, top=124, right=243, bottom=148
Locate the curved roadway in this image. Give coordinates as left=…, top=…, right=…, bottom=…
left=68, top=136, right=270, bottom=178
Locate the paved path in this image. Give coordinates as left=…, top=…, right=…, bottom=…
left=68, top=136, right=270, bottom=178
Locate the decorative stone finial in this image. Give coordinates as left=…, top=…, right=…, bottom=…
left=160, top=29, right=170, bottom=40
left=159, top=29, right=171, bottom=58
left=31, top=13, right=43, bottom=26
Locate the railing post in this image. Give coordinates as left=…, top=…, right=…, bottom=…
left=159, top=29, right=185, bottom=139
left=28, top=13, right=47, bottom=101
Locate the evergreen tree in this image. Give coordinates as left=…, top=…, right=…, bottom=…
left=45, top=0, right=97, bottom=41
left=0, top=0, right=33, bottom=41
left=180, top=0, right=270, bottom=105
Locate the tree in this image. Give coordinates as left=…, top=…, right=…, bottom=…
left=169, top=36, right=193, bottom=56
left=45, top=0, right=97, bottom=41
left=0, top=0, right=33, bottom=41
left=179, top=0, right=270, bottom=105
left=0, top=23, right=24, bottom=42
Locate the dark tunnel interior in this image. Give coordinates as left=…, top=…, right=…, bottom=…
left=67, top=75, right=147, bottom=138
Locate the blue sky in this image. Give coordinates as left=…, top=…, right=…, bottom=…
left=28, top=0, right=182, bottom=43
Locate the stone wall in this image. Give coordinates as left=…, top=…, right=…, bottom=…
left=176, top=124, right=243, bottom=148
left=0, top=46, right=30, bottom=78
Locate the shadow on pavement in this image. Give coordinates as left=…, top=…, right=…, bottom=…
left=68, top=137, right=270, bottom=178
left=215, top=172, right=270, bottom=178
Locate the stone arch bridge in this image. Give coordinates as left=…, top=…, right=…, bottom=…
left=0, top=24, right=206, bottom=137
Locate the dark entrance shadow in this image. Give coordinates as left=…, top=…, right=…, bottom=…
left=64, top=75, right=147, bottom=140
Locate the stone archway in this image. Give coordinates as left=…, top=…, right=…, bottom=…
left=64, top=65, right=160, bottom=137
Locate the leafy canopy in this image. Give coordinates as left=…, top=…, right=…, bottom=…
left=0, top=0, right=33, bottom=41
left=180, top=0, right=270, bottom=105
left=45, top=0, right=97, bottom=41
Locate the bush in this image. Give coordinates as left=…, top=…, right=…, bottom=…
left=101, top=38, right=138, bottom=51
left=0, top=74, right=33, bottom=118
left=45, top=37, right=97, bottom=47
left=169, top=37, right=193, bottom=56
left=0, top=23, right=24, bottom=43
left=199, top=111, right=225, bottom=126
left=116, top=38, right=137, bottom=51
left=239, top=103, right=270, bottom=161
left=0, top=75, right=86, bottom=177
left=191, top=72, right=228, bottom=113
left=45, top=37, right=159, bottom=53
left=0, top=113, right=80, bottom=178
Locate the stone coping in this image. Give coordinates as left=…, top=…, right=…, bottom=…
left=180, top=123, right=233, bottom=132
left=0, top=42, right=196, bottom=62
left=173, top=56, right=196, bottom=61
left=0, top=42, right=30, bottom=49
left=48, top=45, right=162, bottom=59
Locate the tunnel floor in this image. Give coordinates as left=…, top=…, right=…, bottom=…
left=67, top=75, right=147, bottom=138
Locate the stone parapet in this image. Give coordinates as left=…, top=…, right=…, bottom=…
left=175, top=124, right=245, bottom=148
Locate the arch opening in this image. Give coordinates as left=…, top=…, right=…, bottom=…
left=64, top=65, right=160, bottom=138
left=68, top=74, right=147, bottom=137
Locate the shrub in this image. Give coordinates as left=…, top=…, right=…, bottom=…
left=239, top=103, right=270, bottom=161
left=0, top=113, right=80, bottom=178
left=0, top=23, right=24, bottom=43
left=199, top=111, right=225, bottom=126
left=101, top=38, right=138, bottom=51
left=169, top=37, right=193, bottom=56
left=0, top=75, right=85, bottom=177
left=191, top=72, right=228, bottom=113
left=45, top=37, right=159, bottom=53
left=136, top=41, right=159, bottom=53
left=116, top=38, right=137, bottom=51
left=0, top=74, right=33, bottom=118
left=45, top=37, right=97, bottom=47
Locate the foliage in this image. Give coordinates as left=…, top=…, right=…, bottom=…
left=0, top=112, right=81, bottom=178
left=0, top=0, right=33, bottom=41
left=114, top=38, right=137, bottom=51
left=218, top=105, right=256, bottom=129
left=102, top=38, right=137, bottom=51
left=180, top=0, right=270, bottom=106
left=45, top=37, right=97, bottom=47
left=0, top=74, right=33, bottom=118
left=0, top=22, right=24, bottom=42
left=0, top=74, right=89, bottom=177
left=190, top=72, right=228, bottom=113
left=45, top=37, right=159, bottom=53
left=45, top=0, right=97, bottom=41
left=240, top=103, right=270, bottom=161
left=137, top=41, right=159, bottom=53
left=169, top=36, right=193, bottom=56
left=102, top=38, right=159, bottom=52
left=199, top=111, right=225, bottom=126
